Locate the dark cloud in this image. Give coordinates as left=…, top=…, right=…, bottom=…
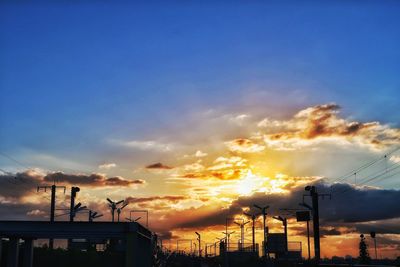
left=126, top=195, right=187, bottom=204
left=43, top=172, right=144, bottom=187
left=157, top=231, right=179, bottom=240
left=0, top=170, right=43, bottom=199
left=145, top=163, right=173, bottom=169
left=177, top=180, right=400, bottom=229
left=0, top=201, right=48, bottom=220
left=0, top=170, right=144, bottom=202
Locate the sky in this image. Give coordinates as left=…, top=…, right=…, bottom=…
left=1, top=0, right=400, bottom=259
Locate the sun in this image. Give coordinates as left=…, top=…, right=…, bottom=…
left=235, top=170, right=265, bottom=196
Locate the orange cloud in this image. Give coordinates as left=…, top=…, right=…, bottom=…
left=225, top=138, right=265, bottom=153
left=257, top=103, right=400, bottom=150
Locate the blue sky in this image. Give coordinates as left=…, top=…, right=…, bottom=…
left=1, top=1, right=400, bottom=173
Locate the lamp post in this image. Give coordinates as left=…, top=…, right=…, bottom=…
left=195, top=232, right=201, bottom=257
left=107, top=198, right=124, bottom=222
left=234, top=220, right=250, bottom=250
left=254, top=204, right=269, bottom=257
left=116, top=202, right=128, bottom=222
left=243, top=212, right=258, bottom=252
left=88, top=210, right=103, bottom=222
left=370, top=231, right=378, bottom=260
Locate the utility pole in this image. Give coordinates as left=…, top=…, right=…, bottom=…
left=37, top=184, right=66, bottom=249
left=69, top=187, right=80, bottom=222
left=254, top=204, right=269, bottom=257
left=304, top=185, right=330, bottom=263
left=244, top=212, right=258, bottom=252
left=306, top=219, right=311, bottom=260
left=195, top=232, right=201, bottom=257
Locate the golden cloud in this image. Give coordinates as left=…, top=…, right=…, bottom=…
left=225, top=138, right=265, bottom=153
left=257, top=103, right=400, bottom=150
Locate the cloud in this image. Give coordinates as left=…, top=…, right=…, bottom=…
left=145, top=162, right=173, bottom=169
left=112, top=139, right=173, bottom=152
left=26, top=209, right=46, bottom=217
left=125, top=195, right=187, bottom=204
left=176, top=180, right=400, bottom=229
left=195, top=150, right=208, bottom=157
left=43, top=172, right=144, bottom=187
left=0, top=170, right=43, bottom=199
left=0, top=170, right=144, bottom=202
left=225, top=138, right=265, bottom=153
left=256, top=103, right=400, bottom=150
left=390, top=156, right=400, bottom=163
left=229, top=114, right=250, bottom=126
left=98, top=163, right=117, bottom=169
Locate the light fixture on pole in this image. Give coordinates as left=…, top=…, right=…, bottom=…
left=116, top=202, right=128, bottom=222
left=254, top=204, right=269, bottom=257
left=107, top=198, right=124, bottom=222
left=244, top=212, right=259, bottom=252
left=195, top=232, right=201, bottom=257
left=234, top=220, right=250, bottom=250
left=88, top=210, right=103, bottom=222
left=370, top=231, right=378, bottom=260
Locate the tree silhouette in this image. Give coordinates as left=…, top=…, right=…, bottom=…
left=359, top=234, right=370, bottom=264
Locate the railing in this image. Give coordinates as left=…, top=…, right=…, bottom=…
left=225, top=243, right=259, bottom=253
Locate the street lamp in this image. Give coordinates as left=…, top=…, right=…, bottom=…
left=244, top=212, right=260, bottom=252
left=234, top=220, right=250, bottom=250
left=195, top=232, right=201, bottom=257
left=254, top=204, right=269, bottom=257
left=370, top=231, right=378, bottom=260
left=107, top=198, right=124, bottom=222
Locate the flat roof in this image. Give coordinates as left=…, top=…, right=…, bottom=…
left=0, top=221, right=152, bottom=239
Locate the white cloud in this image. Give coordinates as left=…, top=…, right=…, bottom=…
left=98, top=163, right=117, bottom=170
left=390, top=155, right=400, bottom=163
left=111, top=139, right=174, bottom=152
left=195, top=150, right=208, bottom=157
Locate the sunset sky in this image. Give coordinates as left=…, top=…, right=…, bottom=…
left=1, top=1, right=400, bottom=259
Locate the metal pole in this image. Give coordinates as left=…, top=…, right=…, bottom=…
left=49, top=185, right=56, bottom=249
left=241, top=224, right=244, bottom=249
left=252, top=217, right=255, bottom=252
left=50, top=185, right=56, bottom=222
left=307, top=220, right=311, bottom=260
left=283, top=218, right=288, bottom=253
left=198, top=236, right=201, bottom=257
left=263, top=211, right=267, bottom=257
left=311, top=187, right=320, bottom=263
left=69, top=188, right=75, bottom=222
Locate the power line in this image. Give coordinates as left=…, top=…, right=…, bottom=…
left=330, top=146, right=400, bottom=194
